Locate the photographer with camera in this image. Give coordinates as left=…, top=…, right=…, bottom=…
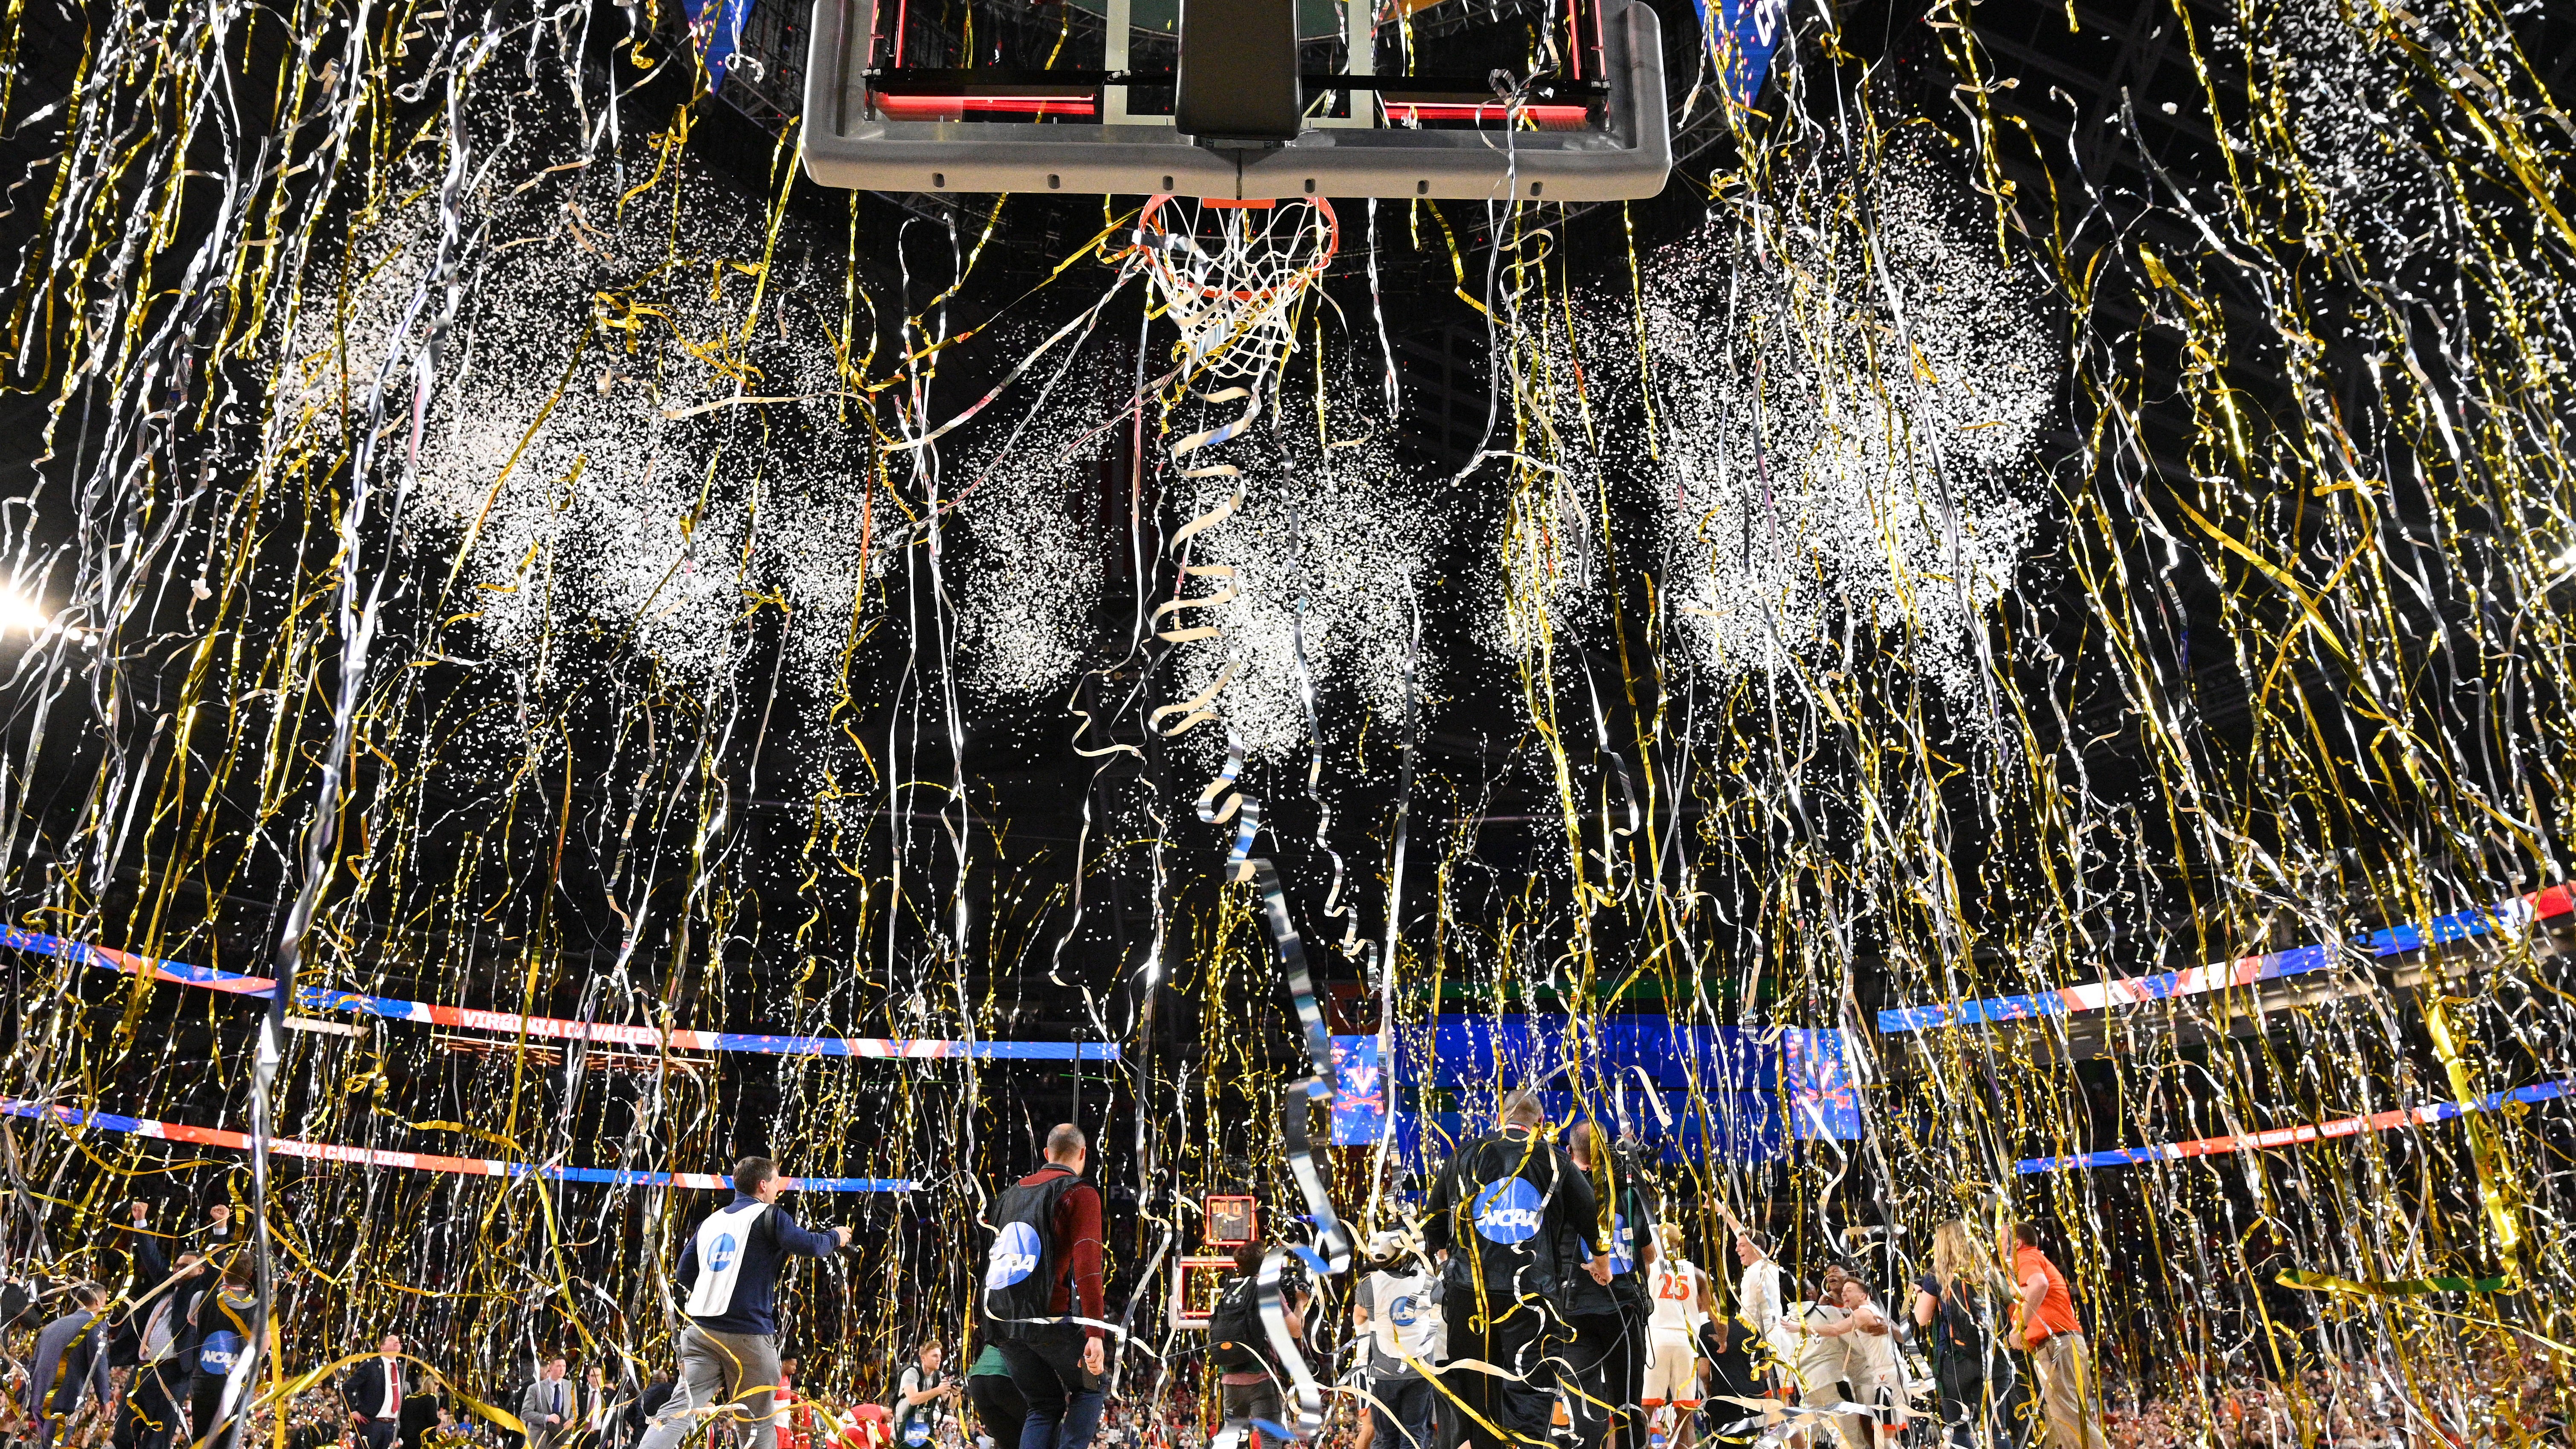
left=891, top=1345, right=963, bottom=1449
left=1206, top=1242, right=1307, bottom=1449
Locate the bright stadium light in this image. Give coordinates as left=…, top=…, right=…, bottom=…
left=0, top=585, right=55, bottom=634
left=0, top=584, right=89, bottom=644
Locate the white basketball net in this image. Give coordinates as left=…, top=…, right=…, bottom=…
left=1128, top=196, right=1340, bottom=380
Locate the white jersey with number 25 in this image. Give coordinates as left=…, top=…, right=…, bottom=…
left=1648, top=1259, right=1706, bottom=1336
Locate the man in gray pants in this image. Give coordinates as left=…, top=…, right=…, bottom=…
left=636, top=1157, right=850, bottom=1449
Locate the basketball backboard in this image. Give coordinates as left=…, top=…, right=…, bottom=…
left=799, top=0, right=1670, bottom=200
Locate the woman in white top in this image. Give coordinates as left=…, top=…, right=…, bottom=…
left=1803, top=1278, right=1904, bottom=1447
left=1731, top=1231, right=1791, bottom=1377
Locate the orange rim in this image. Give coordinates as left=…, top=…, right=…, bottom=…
left=1134, top=194, right=1341, bottom=304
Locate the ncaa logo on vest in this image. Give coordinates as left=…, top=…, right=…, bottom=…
left=987, top=1221, right=1044, bottom=1288
left=1472, top=1178, right=1545, bottom=1244
left=707, top=1233, right=742, bottom=1273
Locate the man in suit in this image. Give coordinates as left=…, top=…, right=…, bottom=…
left=573, top=1364, right=620, bottom=1449
left=519, top=1356, right=573, bottom=1449
left=26, top=1282, right=115, bottom=1449
left=347, top=1334, right=412, bottom=1449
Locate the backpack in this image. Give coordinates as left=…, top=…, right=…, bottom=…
left=1933, top=1283, right=1990, bottom=1381
left=1205, top=1275, right=1265, bottom=1372
left=884, top=1369, right=935, bottom=1446
left=984, top=1169, right=1088, bottom=1340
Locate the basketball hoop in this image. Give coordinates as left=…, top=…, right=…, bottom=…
left=1125, top=195, right=1339, bottom=378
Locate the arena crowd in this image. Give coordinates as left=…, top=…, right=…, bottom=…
left=5, top=1108, right=2540, bottom=1449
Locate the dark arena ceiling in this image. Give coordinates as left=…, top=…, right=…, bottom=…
left=3, top=0, right=2576, bottom=1434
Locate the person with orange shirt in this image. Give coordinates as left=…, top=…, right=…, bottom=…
left=2010, top=1224, right=2107, bottom=1449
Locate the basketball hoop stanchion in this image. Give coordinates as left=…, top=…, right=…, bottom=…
left=1125, top=195, right=1340, bottom=377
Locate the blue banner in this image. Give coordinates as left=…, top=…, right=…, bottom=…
left=1330, top=1034, right=1385, bottom=1144
left=1705, top=0, right=1790, bottom=105
left=1421, top=1016, right=1803, bottom=1093
left=1417, top=1095, right=1789, bottom=1166
left=693, top=0, right=756, bottom=91
left=1782, top=1028, right=1863, bottom=1140
left=1401, top=1016, right=1867, bottom=1162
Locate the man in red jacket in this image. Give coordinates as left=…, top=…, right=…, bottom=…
left=983, top=1125, right=1108, bottom=1449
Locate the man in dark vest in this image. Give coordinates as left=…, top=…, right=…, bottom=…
left=982, top=1124, right=1107, bottom=1449
left=186, top=1256, right=263, bottom=1449
left=635, top=1157, right=850, bottom=1449
left=1206, top=1242, right=1308, bottom=1449
left=1556, top=1123, right=1656, bottom=1449
left=1422, top=1089, right=1604, bottom=1449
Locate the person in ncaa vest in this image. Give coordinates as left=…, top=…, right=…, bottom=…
left=186, top=1256, right=266, bottom=1449
left=636, top=1157, right=851, bottom=1449
left=1420, top=1089, right=1604, bottom=1449
left=982, top=1124, right=1109, bottom=1449
left=1555, top=1124, right=1655, bottom=1449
